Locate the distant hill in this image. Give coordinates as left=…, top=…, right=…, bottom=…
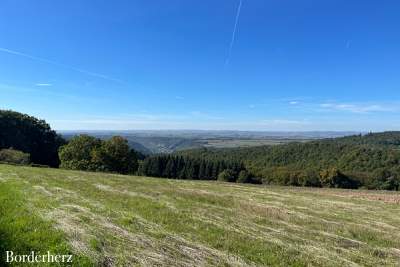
left=127, top=141, right=153, bottom=156
left=61, top=133, right=198, bottom=154
left=59, top=130, right=356, bottom=155
left=330, top=131, right=400, bottom=148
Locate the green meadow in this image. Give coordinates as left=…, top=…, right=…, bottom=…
left=1, top=164, right=400, bottom=266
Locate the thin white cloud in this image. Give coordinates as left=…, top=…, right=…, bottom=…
left=0, top=82, right=103, bottom=102
left=0, top=47, right=124, bottom=84
left=50, top=116, right=312, bottom=131
left=289, top=101, right=299, bottom=105
left=190, top=111, right=224, bottom=120
left=319, top=103, right=396, bottom=113
left=225, top=0, right=242, bottom=67
left=249, top=104, right=256, bottom=109
left=35, top=83, right=52, bottom=87
left=260, top=119, right=310, bottom=125
left=51, top=114, right=184, bottom=128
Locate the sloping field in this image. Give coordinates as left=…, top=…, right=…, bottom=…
left=0, top=164, right=400, bottom=266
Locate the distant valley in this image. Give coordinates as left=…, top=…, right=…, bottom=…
left=59, top=130, right=358, bottom=154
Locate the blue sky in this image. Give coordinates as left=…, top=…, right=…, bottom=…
left=1, top=0, right=400, bottom=131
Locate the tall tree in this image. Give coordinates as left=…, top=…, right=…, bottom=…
left=59, top=135, right=138, bottom=174
left=0, top=110, right=65, bottom=167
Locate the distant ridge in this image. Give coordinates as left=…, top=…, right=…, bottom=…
left=59, top=130, right=359, bottom=154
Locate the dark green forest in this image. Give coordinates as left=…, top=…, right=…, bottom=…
left=0, top=110, right=65, bottom=167
left=329, top=132, right=400, bottom=147
left=171, top=135, right=400, bottom=190
left=139, top=155, right=251, bottom=182
left=140, top=132, right=400, bottom=190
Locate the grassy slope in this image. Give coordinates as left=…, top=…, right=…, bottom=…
left=0, top=168, right=93, bottom=266
left=0, top=164, right=400, bottom=266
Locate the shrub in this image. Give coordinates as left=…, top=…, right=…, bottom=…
left=380, top=176, right=400, bottom=191
left=260, top=167, right=296, bottom=185
left=218, top=169, right=237, bottom=182
left=237, top=170, right=252, bottom=183
left=299, top=169, right=321, bottom=187
left=0, top=148, right=30, bottom=165
left=319, top=168, right=359, bottom=189
left=370, top=169, right=400, bottom=190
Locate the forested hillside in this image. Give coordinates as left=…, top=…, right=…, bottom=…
left=178, top=139, right=400, bottom=174
left=330, top=132, right=400, bottom=147
left=141, top=132, right=400, bottom=190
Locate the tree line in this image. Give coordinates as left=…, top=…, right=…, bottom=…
left=138, top=155, right=254, bottom=183
left=177, top=139, right=400, bottom=190
left=0, top=110, right=139, bottom=174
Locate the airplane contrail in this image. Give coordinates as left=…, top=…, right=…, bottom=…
left=225, top=0, right=242, bottom=67
left=0, top=47, right=125, bottom=84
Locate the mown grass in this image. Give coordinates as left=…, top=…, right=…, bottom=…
left=0, top=164, right=400, bottom=266
left=0, top=178, right=93, bottom=266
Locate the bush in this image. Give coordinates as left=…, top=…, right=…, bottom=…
left=380, top=176, right=400, bottom=191
left=218, top=169, right=237, bottom=182
left=370, top=169, right=400, bottom=191
left=0, top=148, right=30, bottom=165
left=237, top=170, right=251, bottom=183
left=299, top=169, right=321, bottom=187
left=260, top=167, right=296, bottom=185
left=319, top=168, right=359, bottom=189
